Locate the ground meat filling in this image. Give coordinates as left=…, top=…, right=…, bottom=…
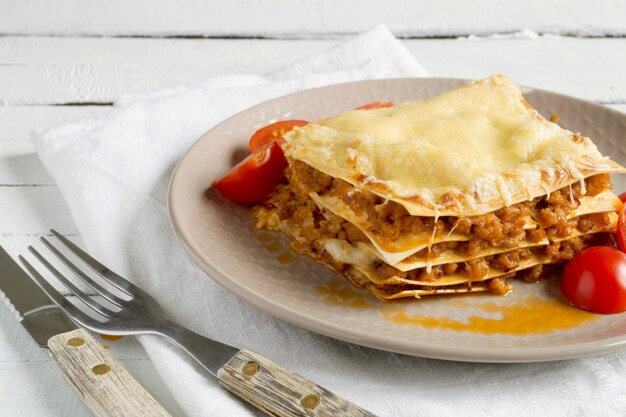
left=258, top=160, right=614, bottom=295
left=373, top=234, right=613, bottom=297
left=373, top=233, right=611, bottom=284
left=289, top=159, right=612, bottom=254
left=261, top=168, right=367, bottom=274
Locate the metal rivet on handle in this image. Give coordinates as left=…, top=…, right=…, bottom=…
left=67, top=337, right=84, bottom=347
left=91, top=364, right=111, bottom=376
left=241, top=361, right=259, bottom=376
left=300, top=394, right=320, bottom=410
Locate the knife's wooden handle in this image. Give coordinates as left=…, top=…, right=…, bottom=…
left=218, top=349, right=376, bottom=417
left=48, top=329, right=171, bottom=417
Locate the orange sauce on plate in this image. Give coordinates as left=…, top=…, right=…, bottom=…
left=316, top=280, right=597, bottom=335
left=382, top=296, right=596, bottom=335
left=256, top=233, right=297, bottom=265
left=260, top=230, right=596, bottom=335
left=316, top=280, right=373, bottom=308
left=276, top=252, right=296, bottom=265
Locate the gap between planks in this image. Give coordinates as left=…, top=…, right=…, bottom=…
left=2, top=32, right=626, bottom=40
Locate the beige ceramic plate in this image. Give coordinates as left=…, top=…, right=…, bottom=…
left=168, top=78, right=626, bottom=362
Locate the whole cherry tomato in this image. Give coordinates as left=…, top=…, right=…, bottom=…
left=248, top=120, right=308, bottom=152
left=560, top=246, right=626, bottom=314
left=212, top=141, right=286, bottom=204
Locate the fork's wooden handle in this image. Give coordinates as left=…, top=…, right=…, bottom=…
left=48, top=329, right=171, bottom=417
left=218, top=349, right=376, bottom=417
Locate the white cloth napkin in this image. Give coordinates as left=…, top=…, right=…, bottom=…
left=33, top=25, right=626, bottom=417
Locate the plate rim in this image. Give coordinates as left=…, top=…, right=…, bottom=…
left=168, top=77, right=626, bottom=363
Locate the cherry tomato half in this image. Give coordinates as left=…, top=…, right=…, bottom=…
left=560, top=246, right=626, bottom=314
left=355, top=101, right=393, bottom=110
left=248, top=120, right=308, bottom=152
left=617, top=201, right=626, bottom=253
left=212, top=141, right=287, bottom=204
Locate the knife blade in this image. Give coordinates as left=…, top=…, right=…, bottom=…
left=0, top=245, right=77, bottom=345
left=0, top=245, right=172, bottom=417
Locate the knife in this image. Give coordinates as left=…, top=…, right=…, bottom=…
left=0, top=245, right=171, bottom=417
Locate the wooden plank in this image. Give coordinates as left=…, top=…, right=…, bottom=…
left=0, top=106, right=111, bottom=142
left=0, top=37, right=330, bottom=104
left=0, top=187, right=78, bottom=235
left=0, top=105, right=108, bottom=185
left=0, top=106, right=111, bottom=184
left=0, top=360, right=95, bottom=417
left=410, top=38, right=626, bottom=104
left=1, top=0, right=625, bottom=37
left=0, top=106, right=110, bottom=185
left=0, top=141, right=54, bottom=184
left=2, top=36, right=329, bottom=66
left=1, top=37, right=626, bottom=105
left=0, top=361, right=184, bottom=417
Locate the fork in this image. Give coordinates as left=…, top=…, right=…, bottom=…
left=20, top=230, right=375, bottom=417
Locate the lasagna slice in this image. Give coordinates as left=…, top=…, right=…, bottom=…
left=253, top=75, right=626, bottom=301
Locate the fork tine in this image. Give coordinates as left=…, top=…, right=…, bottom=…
left=28, top=246, right=112, bottom=318
left=41, top=237, right=124, bottom=308
left=50, top=230, right=134, bottom=295
left=19, top=255, right=103, bottom=331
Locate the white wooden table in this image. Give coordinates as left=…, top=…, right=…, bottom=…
left=1, top=2, right=625, bottom=415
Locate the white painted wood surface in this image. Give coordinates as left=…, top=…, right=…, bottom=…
left=2, top=37, right=626, bottom=104
left=2, top=0, right=626, bottom=37
left=0, top=2, right=625, bottom=416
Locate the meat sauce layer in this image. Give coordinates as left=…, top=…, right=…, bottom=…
left=255, top=161, right=614, bottom=294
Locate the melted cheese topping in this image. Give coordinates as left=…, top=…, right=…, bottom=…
left=283, top=75, right=625, bottom=216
